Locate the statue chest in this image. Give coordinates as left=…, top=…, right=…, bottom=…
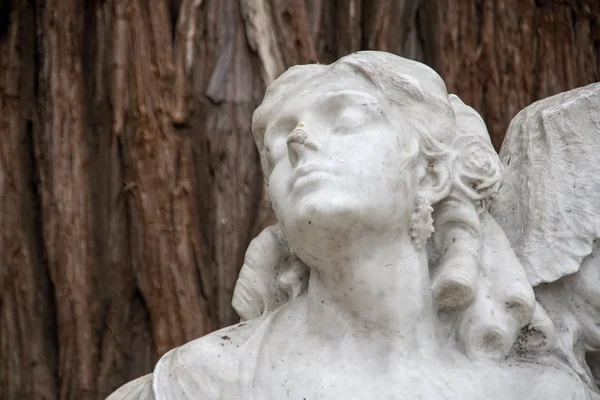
left=226, top=351, right=594, bottom=400
left=240, top=353, right=485, bottom=400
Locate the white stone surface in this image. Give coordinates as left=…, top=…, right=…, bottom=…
left=490, top=82, right=600, bottom=391
left=107, top=52, right=600, bottom=399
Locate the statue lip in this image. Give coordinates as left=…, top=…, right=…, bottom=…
left=292, top=164, right=331, bottom=188
left=294, top=163, right=329, bottom=177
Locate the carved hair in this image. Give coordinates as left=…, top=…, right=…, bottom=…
left=232, top=225, right=308, bottom=322
left=242, top=52, right=536, bottom=359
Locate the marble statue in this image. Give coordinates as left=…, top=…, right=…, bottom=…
left=108, top=52, right=600, bottom=399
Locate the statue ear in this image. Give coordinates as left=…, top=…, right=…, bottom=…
left=417, top=155, right=452, bottom=206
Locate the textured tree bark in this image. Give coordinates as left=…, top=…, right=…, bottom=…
left=0, top=0, right=598, bottom=398
left=34, top=0, right=98, bottom=398
left=0, top=2, right=57, bottom=399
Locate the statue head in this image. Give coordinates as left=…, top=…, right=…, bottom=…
left=253, top=53, right=449, bottom=252
left=251, top=51, right=502, bottom=306
left=237, top=51, right=538, bottom=359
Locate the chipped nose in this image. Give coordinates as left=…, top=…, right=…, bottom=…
left=286, top=128, right=309, bottom=146
left=286, top=126, right=323, bottom=167
left=287, top=130, right=304, bottom=167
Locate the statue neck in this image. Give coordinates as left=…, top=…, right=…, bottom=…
left=304, top=235, right=437, bottom=354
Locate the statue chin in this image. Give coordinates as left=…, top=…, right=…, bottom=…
left=107, top=52, right=600, bottom=399
left=282, top=176, right=375, bottom=221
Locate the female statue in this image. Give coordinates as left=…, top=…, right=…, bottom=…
left=108, top=52, right=598, bottom=399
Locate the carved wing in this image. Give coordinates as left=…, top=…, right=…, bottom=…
left=489, top=82, right=600, bottom=387
left=490, top=82, right=600, bottom=286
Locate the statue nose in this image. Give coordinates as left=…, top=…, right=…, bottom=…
left=286, top=129, right=308, bottom=166
left=286, top=127, right=323, bottom=167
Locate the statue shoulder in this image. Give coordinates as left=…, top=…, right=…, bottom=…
left=107, top=318, right=266, bottom=400
left=106, top=373, right=154, bottom=400
left=152, top=317, right=267, bottom=399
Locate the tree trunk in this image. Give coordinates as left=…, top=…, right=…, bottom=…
left=1, top=0, right=598, bottom=398
left=0, top=2, right=57, bottom=399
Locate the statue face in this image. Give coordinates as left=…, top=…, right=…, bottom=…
left=263, top=71, right=421, bottom=265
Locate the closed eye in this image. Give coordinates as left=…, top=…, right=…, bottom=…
left=332, top=102, right=382, bottom=133
left=335, top=108, right=366, bottom=130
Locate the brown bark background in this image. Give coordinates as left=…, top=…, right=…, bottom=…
left=0, top=0, right=598, bottom=398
